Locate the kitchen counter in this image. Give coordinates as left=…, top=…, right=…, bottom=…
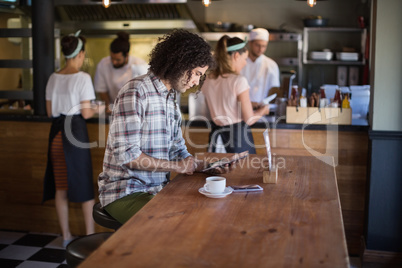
left=0, top=113, right=369, bottom=131
left=184, top=116, right=369, bottom=131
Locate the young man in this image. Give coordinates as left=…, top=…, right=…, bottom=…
left=94, top=31, right=148, bottom=112
left=98, top=29, right=240, bottom=224
left=241, top=28, right=280, bottom=108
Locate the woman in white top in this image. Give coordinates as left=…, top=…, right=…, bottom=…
left=202, top=35, right=269, bottom=154
left=43, top=31, right=104, bottom=247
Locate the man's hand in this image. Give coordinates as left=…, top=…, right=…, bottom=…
left=259, top=104, right=270, bottom=116
left=176, top=156, right=198, bottom=175
left=251, top=101, right=262, bottom=110
left=197, top=151, right=249, bottom=174
left=204, top=162, right=236, bottom=175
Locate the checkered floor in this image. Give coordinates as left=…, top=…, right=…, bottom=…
left=1, top=229, right=362, bottom=268
left=0, top=230, right=68, bottom=268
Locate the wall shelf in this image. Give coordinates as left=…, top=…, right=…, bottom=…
left=304, top=60, right=365, bottom=65
left=303, top=27, right=367, bottom=65
left=302, top=27, right=368, bottom=91
left=0, top=27, right=59, bottom=102
left=0, top=59, right=32, bottom=68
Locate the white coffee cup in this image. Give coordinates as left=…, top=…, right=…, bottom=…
left=320, top=98, right=328, bottom=108
left=299, top=98, right=307, bottom=108
left=330, top=101, right=339, bottom=108
left=204, top=176, right=226, bottom=194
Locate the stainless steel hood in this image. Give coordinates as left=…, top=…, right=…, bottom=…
left=54, top=0, right=201, bottom=35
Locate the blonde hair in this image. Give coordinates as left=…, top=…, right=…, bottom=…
left=210, top=35, right=247, bottom=79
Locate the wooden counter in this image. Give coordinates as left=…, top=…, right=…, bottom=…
left=0, top=119, right=368, bottom=255
left=183, top=125, right=368, bottom=255
left=80, top=153, right=349, bottom=268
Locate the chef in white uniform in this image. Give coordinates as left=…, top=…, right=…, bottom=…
left=94, top=31, right=148, bottom=112
left=241, top=28, right=280, bottom=108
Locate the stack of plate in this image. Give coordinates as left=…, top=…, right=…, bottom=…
left=336, top=52, right=359, bottom=61
left=310, top=51, right=333, bottom=61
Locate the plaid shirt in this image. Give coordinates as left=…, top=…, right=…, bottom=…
left=98, top=72, right=191, bottom=207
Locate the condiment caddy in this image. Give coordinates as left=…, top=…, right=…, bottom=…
left=285, top=86, right=352, bottom=125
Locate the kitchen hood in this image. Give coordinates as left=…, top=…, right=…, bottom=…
left=54, top=0, right=203, bottom=35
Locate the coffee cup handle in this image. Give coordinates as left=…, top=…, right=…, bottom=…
left=204, top=183, right=210, bottom=192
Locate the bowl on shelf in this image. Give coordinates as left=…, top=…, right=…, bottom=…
left=303, top=18, right=329, bottom=27
left=206, top=22, right=234, bottom=32
left=233, top=24, right=255, bottom=32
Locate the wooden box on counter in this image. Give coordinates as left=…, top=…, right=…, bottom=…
left=286, top=106, right=352, bottom=125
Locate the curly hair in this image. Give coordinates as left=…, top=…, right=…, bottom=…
left=149, top=29, right=215, bottom=88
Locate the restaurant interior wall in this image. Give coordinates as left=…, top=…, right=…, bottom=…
left=0, top=14, right=23, bottom=94
left=363, top=0, right=402, bottom=260
left=0, top=10, right=33, bottom=112
left=370, top=0, right=402, bottom=132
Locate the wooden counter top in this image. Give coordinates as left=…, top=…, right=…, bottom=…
left=80, top=153, right=349, bottom=268
left=0, top=113, right=369, bottom=131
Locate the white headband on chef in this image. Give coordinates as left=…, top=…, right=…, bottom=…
left=249, top=28, right=269, bottom=41
left=65, top=30, right=83, bottom=59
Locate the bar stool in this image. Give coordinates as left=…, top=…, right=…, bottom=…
left=65, top=202, right=122, bottom=267
left=92, top=202, right=122, bottom=230
left=65, top=232, right=112, bottom=267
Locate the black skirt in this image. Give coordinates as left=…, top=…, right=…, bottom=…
left=43, top=114, right=94, bottom=203
left=209, top=121, right=256, bottom=154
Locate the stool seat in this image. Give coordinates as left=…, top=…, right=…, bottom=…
left=66, top=232, right=112, bottom=267
left=93, top=202, right=122, bottom=230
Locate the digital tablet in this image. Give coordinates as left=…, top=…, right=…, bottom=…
left=260, top=93, right=277, bottom=106
left=201, top=152, right=249, bottom=172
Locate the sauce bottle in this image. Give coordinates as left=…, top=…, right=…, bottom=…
left=333, top=88, right=342, bottom=106
left=342, top=93, right=350, bottom=108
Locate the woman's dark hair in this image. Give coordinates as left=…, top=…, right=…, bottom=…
left=211, top=35, right=247, bottom=78
left=110, top=31, right=130, bottom=57
left=149, top=29, right=215, bottom=88
left=61, top=35, right=86, bottom=57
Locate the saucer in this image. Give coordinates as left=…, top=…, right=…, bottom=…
left=198, top=187, right=233, bottom=198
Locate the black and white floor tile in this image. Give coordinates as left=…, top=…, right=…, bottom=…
left=0, top=229, right=361, bottom=268
left=0, top=230, right=68, bottom=268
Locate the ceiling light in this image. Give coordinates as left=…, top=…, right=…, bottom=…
left=102, top=0, right=111, bottom=8
left=296, top=0, right=326, bottom=7
left=202, top=0, right=211, bottom=7
left=307, top=0, right=316, bottom=7
left=191, top=0, right=221, bottom=8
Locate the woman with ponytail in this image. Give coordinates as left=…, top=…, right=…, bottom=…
left=202, top=35, right=270, bottom=154
left=43, top=30, right=104, bottom=247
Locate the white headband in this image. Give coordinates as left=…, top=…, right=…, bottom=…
left=65, top=30, right=83, bottom=59
left=227, top=37, right=248, bottom=52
